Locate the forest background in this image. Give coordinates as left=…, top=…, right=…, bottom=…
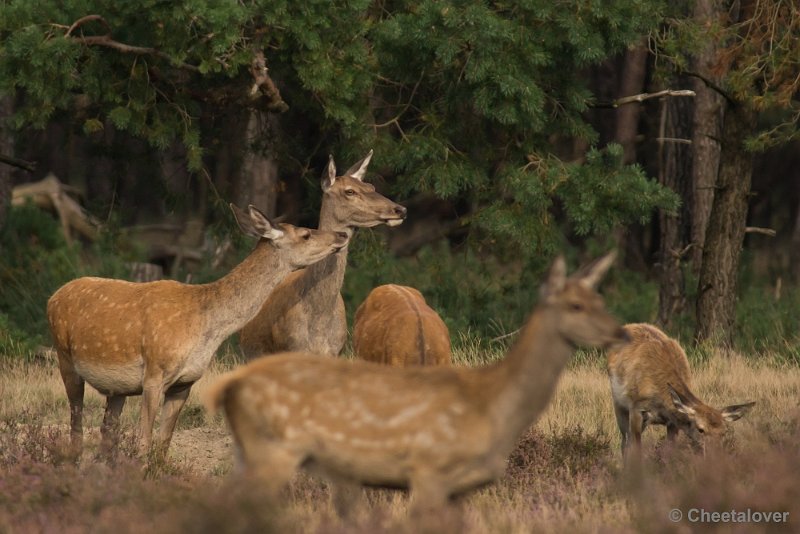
left=1, top=0, right=798, bottom=362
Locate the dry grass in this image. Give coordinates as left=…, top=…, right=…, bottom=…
left=1, top=348, right=798, bottom=533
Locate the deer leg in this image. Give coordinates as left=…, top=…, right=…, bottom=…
left=626, top=409, right=644, bottom=462
left=155, top=384, right=192, bottom=457
left=58, top=359, right=85, bottom=460
left=243, top=443, right=303, bottom=500
left=100, top=395, right=126, bottom=459
left=328, top=476, right=362, bottom=520
left=138, top=378, right=164, bottom=456
left=409, top=474, right=452, bottom=530
left=613, top=402, right=630, bottom=456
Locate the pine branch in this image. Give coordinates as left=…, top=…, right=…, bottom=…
left=592, top=89, right=696, bottom=109
left=65, top=14, right=200, bottom=73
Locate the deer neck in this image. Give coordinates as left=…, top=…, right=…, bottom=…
left=484, top=308, right=574, bottom=455
left=298, top=205, right=352, bottom=307
left=202, top=240, right=291, bottom=340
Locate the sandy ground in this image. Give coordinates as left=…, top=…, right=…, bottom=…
left=170, top=426, right=233, bottom=475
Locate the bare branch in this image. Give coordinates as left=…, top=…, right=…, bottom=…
left=745, top=226, right=777, bottom=237
left=656, top=137, right=693, bottom=145
left=592, top=89, right=696, bottom=109
left=249, top=50, right=288, bottom=113
left=0, top=153, right=36, bottom=172
left=684, top=71, right=737, bottom=106
left=78, top=35, right=200, bottom=72
left=65, top=14, right=111, bottom=37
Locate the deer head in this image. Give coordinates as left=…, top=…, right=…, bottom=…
left=321, top=150, right=407, bottom=229
left=540, top=251, right=629, bottom=350
left=230, top=203, right=348, bottom=269
left=668, top=384, right=755, bottom=451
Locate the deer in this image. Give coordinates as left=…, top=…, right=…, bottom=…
left=205, top=252, right=627, bottom=519
left=607, top=323, right=755, bottom=459
left=237, top=150, right=406, bottom=358
left=353, top=284, right=451, bottom=367
left=47, top=204, right=349, bottom=459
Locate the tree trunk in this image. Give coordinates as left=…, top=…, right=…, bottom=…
left=689, top=0, right=726, bottom=271
left=0, top=97, right=12, bottom=234
left=656, top=83, right=693, bottom=330
left=615, top=40, right=649, bottom=165
left=695, top=104, right=757, bottom=346
left=236, top=111, right=278, bottom=218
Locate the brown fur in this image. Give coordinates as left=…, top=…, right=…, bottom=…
left=206, top=252, right=627, bottom=518
left=607, top=323, right=755, bottom=457
left=48, top=204, right=348, bottom=458
left=353, top=284, right=451, bottom=367
left=238, top=151, right=406, bottom=358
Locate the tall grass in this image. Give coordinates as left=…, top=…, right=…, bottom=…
left=1, top=347, right=797, bottom=533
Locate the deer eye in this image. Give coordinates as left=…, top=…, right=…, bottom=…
left=302, top=232, right=311, bottom=241
left=697, top=427, right=705, bottom=434
left=345, top=189, right=356, bottom=196
left=569, top=303, right=584, bottom=312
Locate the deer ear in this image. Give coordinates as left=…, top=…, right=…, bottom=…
left=720, top=401, right=755, bottom=422
left=668, top=384, right=696, bottom=416
left=322, top=155, right=337, bottom=192
left=343, top=149, right=373, bottom=181
left=579, top=250, right=617, bottom=289
left=540, top=255, right=567, bottom=300
left=247, top=205, right=285, bottom=240
left=231, top=203, right=284, bottom=240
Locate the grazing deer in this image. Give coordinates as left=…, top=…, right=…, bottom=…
left=353, top=284, right=451, bottom=367
left=238, top=151, right=406, bottom=358
left=47, top=204, right=348, bottom=458
left=607, top=323, right=755, bottom=458
left=206, top=252, right=627, bottom=517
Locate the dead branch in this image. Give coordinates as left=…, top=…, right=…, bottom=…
left=745, top=226, right=777, bottom=237
left=249, top=50, right=288, bottom=112
left=655, top=137, right=692, bottom=145
left=592, top=89, right=696, bottom=109
left=0, top=153, right=36, bottom=172
left=65, top=14, right=200, bottom=73
left=12, top=174, right=100, bottom=242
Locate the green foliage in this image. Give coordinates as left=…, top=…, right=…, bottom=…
left=654, top=0, right=800, bottom=151
left=0, top=205, right=129, bottom=346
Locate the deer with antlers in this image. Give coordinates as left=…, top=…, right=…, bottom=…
left=238, top=151, right=406, bottom=358
left=607, top=323, right=755, bottom=458
left=206, top=252, right=627, bottom=517
left=48, top=204, right=348, bottom=459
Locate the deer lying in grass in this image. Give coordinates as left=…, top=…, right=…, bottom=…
left=607, top=323, right=755, bottom=458
left=238, top=151, right=406, bottom=358
left=47, top=204, right=348, bottom=458
left=353, top=284, right=451, bottom=367
left=206, top=252, right=627, bottom=517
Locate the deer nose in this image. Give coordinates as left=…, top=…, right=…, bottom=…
left=394, top=205, right=407, bottom=218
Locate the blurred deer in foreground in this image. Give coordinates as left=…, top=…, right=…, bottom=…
left=48, top=204, right=348, bottom=459
left=607, top=323, right=755, bottom=459
left=238, top=151, right=406, bottom=358
left=353, top=284, right=451, bottom=367
left=206, top=252, right=627, bottom=519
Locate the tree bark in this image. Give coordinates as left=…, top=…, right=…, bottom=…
left=689, top=0, right=725, bottom=271
left=0, top=97, right=14, bottom=233
left=614, top=41, right=649, bottom=165
left=695, top=104, right=757, bottom=346
left=236, top=111, right=278, bottom=218
left=656, top=83, right=693, bottom=330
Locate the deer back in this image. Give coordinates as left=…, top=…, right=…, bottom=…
left=353, top=284, right=452, bottom=367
